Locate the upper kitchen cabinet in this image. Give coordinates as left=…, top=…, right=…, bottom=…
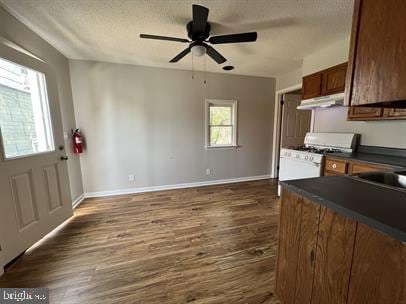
left=302, top=72, right=323, bottom=99
left=302, top=63, right=347, bottom=100
left=345, top=0, right=406, bottom=107
left=321, top=63, right=347, bottom=96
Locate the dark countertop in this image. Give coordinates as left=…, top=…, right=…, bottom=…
left=281, top=176, right=406, bottom=242
left=328, top=152, right=406, bottom=168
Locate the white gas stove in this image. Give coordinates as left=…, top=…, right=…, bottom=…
left=278, top=132, right=358, bottom=195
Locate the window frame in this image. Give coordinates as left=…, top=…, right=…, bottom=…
left=205, top=99, right=238, bottom=149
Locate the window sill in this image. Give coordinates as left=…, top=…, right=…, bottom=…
left=205, top=145, right=240, bottom=150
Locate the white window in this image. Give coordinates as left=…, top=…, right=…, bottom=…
left=0, top=57, right=55, bottom=159
left=205, top=99, right=238, bottom=148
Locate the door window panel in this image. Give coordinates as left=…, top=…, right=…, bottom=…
left=0, top=57, right=54, bottom=159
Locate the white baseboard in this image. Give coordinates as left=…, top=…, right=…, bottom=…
left=85, top=174, right=272, bottom=198
left=72, top=193, right=85, bottom=209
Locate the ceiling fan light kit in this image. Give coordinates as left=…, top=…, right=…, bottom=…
left=140, top=4, right=257, bottom=67
left=191, top=44, right=206, bottom=57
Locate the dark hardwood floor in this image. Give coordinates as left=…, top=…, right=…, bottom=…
left=0, top=179, right=281, bottom=304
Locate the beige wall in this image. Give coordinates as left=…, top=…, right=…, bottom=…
left=70, top=60, right=275, bottom=194
left=277, top=36, right=406, bottom=149
left=0, top=6, right=84, bottom=201
left=276, top=66, right=302, bottom=91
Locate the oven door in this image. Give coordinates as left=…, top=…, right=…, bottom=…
left=279, top=156, right=323, bottom=181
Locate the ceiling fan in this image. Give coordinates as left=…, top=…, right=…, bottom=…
left=140, top=4, right=257, bottom=65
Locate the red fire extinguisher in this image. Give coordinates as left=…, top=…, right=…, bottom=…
left=72, top=129, right=84, bottom=154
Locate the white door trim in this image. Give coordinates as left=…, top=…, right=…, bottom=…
left=271, top=84, right=315, bottom=178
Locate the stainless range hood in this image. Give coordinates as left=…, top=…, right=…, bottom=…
left=297, top=92, right=344, bottom=110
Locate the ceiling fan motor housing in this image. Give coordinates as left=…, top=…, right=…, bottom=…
left=187, top=21, right=211, bottom=41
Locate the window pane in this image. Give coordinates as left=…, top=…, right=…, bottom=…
left=210, top=105, right=232, bottom=125
left=0, top=57, right=54, bottom=159
left=210, top=126, right=232, bottom=146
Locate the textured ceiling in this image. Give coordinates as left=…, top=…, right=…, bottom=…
left=0, top=0, right=353, bottom=78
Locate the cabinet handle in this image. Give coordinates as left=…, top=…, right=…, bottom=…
left=332, top=163, right=337, bottom=169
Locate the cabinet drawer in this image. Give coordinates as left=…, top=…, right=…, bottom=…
left=349, top=162, right=390, bottom=174
left=325, top=159, right=348, bottom=174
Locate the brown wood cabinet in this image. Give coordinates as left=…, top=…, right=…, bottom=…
left=276, top=188, right=406, bottom=304
left=323, top=156, right=393, bottom=176
left=347, top=107, right=383, bottom=120
left=302, top=72, right=323, bottom=100
left=384, top=108, right=406, bottom=118
left=347, top=223, right=406, bottom=304
left=347, top=107, right=406, bottom=121
left=302, top=63, right=347, bottom=100
left=345, top=0, right=406, bottom=107
left=312, top=206, right=356, bottom=304
left=275, top=189, right=304, bottom=304
left=321, top=63, right=347, bottom=96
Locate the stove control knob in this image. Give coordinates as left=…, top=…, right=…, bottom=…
left=288, top=152, right=291, bottom=157
left=305, top=155, right=309, bottom=160
left=309, top=156, right=314, bottom=161
left=296, top=154, right=300, bottom=158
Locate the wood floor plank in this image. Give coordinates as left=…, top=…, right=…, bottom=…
left=0, top=180, right=280, bottom=304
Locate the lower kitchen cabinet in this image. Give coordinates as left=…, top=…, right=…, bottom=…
left=312, top=206, right=356, bottom=304
left=323, top=156, right=393, bottom=176
left=275, top=188, right=406, bottom=304
left=347, top=224, right=406, bottom=304
left=294, top=197, right=320, bottom=304
left=275, top=189, right=303, bottom=304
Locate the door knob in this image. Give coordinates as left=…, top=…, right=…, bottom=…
left=60, top=156, right=69, bottom=161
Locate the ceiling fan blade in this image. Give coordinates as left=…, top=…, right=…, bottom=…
left=206, top=46, right=227, bottom=64
left=169, top=47, right=191, bottom=63
left=140, top=34, right=189, bottom=43
left=209, top=32, right=257, bottom=44
left=192, top=4, right=209, bottom=34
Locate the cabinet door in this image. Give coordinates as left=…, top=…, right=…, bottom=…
left=347, top=223, right=406, bottom=304
left=312, top=207, right=357, bottom=304
left=275, top=189, right=303, bottom=304
left=321, top=63, right=347, bottom=96
left=294, top=198, right=320, bottom=304
left=383, top=108, right=406, bottom=118
left=302, top=73, right=322, bottom=100
left=347, top=0, right=406, bottom=106
left=347, top=107, right=383, bottom=121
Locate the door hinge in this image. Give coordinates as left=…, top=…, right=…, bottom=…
left=281, top=99, right=285, bottom=106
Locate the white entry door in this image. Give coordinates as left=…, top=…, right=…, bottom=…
left=280, top=93, right=311, bottom=148
left=0, top=43, right=73, bottom=266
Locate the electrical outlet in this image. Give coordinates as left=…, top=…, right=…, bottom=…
left=206, top=168, right=211, bottom=175
left=129, top=174, right=135, bottom=182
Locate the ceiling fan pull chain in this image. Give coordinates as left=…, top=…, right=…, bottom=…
left=204, top=55, right=207, bottom=85
left=192, top=53, right=194, bottom=79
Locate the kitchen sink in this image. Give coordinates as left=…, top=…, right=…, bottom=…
left=356, top=171, right=406, bottom=191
